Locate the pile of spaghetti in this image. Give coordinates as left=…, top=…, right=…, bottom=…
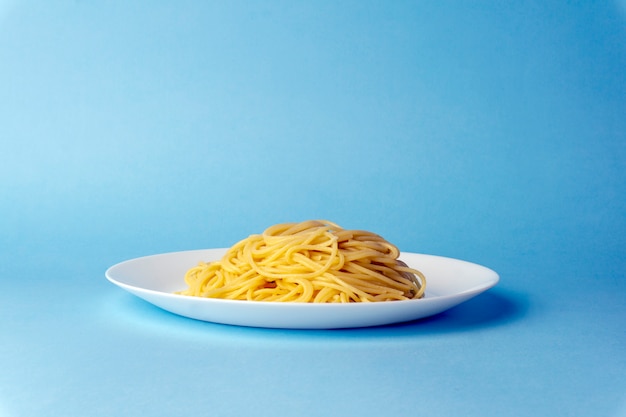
left=178, top=220, right=426, bottom=303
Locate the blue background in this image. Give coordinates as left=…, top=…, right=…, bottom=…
left=1, top=1, right=625, bottom=416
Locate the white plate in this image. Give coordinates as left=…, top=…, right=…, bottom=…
left=105, top=249, right=499, bottom=329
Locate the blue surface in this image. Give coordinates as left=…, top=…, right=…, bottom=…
left=1, top=1, right=625, bottom=416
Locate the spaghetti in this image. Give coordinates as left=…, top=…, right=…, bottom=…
left=177, top=220, right=426, bottom=303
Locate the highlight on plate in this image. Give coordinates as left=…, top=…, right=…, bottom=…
left=177, top=220, right=426, bottom=303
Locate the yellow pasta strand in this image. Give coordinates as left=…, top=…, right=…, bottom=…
left=177, top=220, right=426, bottom=303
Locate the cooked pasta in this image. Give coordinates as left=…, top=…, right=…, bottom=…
left=177, top=220, right=426, bottom=303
